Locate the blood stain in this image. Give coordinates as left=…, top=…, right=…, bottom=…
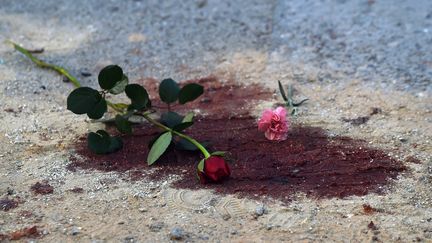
left=68, top=77, right=406, bottom=202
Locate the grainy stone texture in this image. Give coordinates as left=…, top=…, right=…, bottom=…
left=0, top=0, right=431, bottom=242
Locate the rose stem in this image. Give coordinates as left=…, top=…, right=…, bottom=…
left=140, top=113, right=211, bottom=159
left=6, top=40, right=81, bottom=88
left=7, top=40, right=123, bottom=113
left=8, top=40, right=211, bottom=158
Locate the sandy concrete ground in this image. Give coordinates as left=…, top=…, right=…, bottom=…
left=0, top=0, right=431, bottom=242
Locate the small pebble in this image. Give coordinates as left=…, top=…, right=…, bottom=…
left=124, top=236, right=135, bottom=242
left=71, top=226, right=81, bottom=235
left=138, top=208, right=147, bottom=213
left=170, top=227, right=185, bottom=240
left=80, top=70, right=92, bottom=77
left=255, top=204, right=267, bottom=217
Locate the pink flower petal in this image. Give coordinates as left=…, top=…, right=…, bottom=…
left=258, top=109, right=273, bottom=131
left=258, top=106, right=289, bottom=141
left=274, top=106, right=287, bottom=121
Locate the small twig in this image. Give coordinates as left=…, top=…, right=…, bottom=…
left=27, top=48, right=44, bottom=54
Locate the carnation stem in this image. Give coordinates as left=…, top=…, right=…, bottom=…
left=141, top=113, right=211, bottom=159
left=7, top=40, right=125, bottom=113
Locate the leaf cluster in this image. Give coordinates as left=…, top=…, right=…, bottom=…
left=67, top=65, right=204, bottom=158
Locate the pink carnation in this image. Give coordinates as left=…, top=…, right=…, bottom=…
left=258, top=106, right=289, bottom=141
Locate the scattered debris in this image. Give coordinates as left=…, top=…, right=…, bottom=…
left=362, top=204, right=382, bottom=214
left=6, top=188, right=14, bottom=195
left=370, top=107, right=382, bottom=115
left=0, top=234, right=7, bottom=241
left=0, top=198, right=18, bottom=211
left=196, top=0, right=207, bottom=8
left=148, top=222, right=165, bottom=232
left=405, top=156, right=422, bottom=164
left=80, top=70, right=92, bottom=77
left=4, top=108, right=15, bottom=113
left=342, top=107, right=382, bottom=126
left=138, top=208, right=148, bottom=213
left=342, top=116, right=370, bottom=126
left=69, top=187, right=84, bottom=193
left=19, top=210, right=33, bottom=218
left=9, top=226, right=40, bottom=240
left=27, top=48, right=44, bottom=54
left=124, top=236, right=136, bottom=242
left=30, top=181, right=54, bottom=195
left=368, top=221, right=378, bottom=231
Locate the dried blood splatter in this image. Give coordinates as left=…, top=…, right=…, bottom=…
left=0, top=198, right=18, bottom=211
left=30, top=181, right=54, bottom=195
left=68, top=77, right=406, bottom=202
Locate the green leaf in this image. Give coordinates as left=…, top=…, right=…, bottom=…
left=173, top=122, right=193, bottom=132
left=98, top=65, right=124, bottom=90
left=148, top=133, right=163, bottom=149
left=147, top=132, right=172, bottom=165
left=107, top=137, right=123, bottom=153
left=292, top=98, right=309, bottom=107
left=182, top=112, right=194, bottom=123
left=87, top=98, right=107, bottom=119
left=67, top=87, right=102, bottom=114
left=160, top=111, right=183, bottom=128
left=278, top=80, right=288, bottom=102
left=109, top=74, right=129, bottom=94
left=159, top=78, right=180, bottom=104
left=87, top=130, right=122, bottom=154
left=197, top=159, right=205, bottom=172
left=178, top=83, right=204, bottom=104
left=115, top=115, right=132, bottom=134
left=87, top=130, right=110, bottom=154
left=211, top=151, right=226, bottom=156
left=125, top=84, right=149, bottom=110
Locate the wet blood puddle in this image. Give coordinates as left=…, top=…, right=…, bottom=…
left=69, top=77, right=406, bottom=202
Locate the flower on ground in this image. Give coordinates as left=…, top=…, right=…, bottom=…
left=197, top=156, right=231, bottom=183
left=258, top=106, right=289, bottom=141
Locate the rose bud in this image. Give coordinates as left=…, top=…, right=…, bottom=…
left=197, top=156, right=231, bottom=184
left=258, top=106, right=289, bottom=141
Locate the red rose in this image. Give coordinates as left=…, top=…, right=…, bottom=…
left=197, top=156, right=231, bottom=183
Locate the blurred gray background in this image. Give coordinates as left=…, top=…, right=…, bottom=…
left=1, top=0, right=431, bottom=94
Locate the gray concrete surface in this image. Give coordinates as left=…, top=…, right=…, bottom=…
left=1, top=0, right=431, bottom=93
left=0, top=1, right=431, bottom=242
